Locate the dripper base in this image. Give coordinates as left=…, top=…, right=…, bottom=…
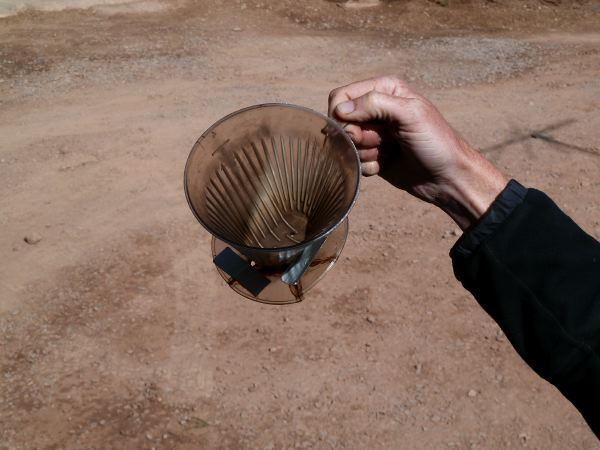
left=211, top=219, right=349, bottom=305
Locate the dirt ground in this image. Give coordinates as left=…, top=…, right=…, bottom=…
left=2, top=0, right=600, bottom=449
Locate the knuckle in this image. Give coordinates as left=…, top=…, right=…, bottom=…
left=328, top=88, right=341, bottom=103
left=362, top=92, right=380, bottom=116
left=364, top=90, right=380, bottom=106
left=382, top=75, right=407, bottom=91
left=388, top=75, right=404, bottom=86
left=411, top=98, right=429, bottom=119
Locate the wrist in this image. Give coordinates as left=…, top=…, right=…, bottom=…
left=435, top=143, right=508, bottom=230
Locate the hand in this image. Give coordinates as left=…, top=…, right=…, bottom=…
left=328, top=76, right=508, bottom=229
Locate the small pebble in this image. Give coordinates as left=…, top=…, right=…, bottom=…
left=442, top=228, right=461, bottom=239
left=24, top=233, right=42, bottom=245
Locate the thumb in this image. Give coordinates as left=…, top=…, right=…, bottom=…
left=334, top=90, right=412, bottom=124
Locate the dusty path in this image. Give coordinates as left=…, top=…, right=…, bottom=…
left=1, top=1, right=600, bottom=449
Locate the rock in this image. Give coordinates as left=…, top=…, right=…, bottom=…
left=495, top=329, right=505, bottom=342
left=414, top=363, right=423, bottom=375
left=24, top=233, right=42, bottom=245
left=340, top=0, right=381, bottom=9
left=518, top=432, right=529, bottom=444
left=468, top=389, right=478, bottom=398
left=442, top=228, right=461, bottom=239
left=232, top=27, right=242, bottom=32
left=365, top=315, right=376, bottom=324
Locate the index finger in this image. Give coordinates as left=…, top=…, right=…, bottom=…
left=327, top=75, right=414, bottom=117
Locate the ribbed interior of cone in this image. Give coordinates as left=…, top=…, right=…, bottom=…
left=185, top=105, right=359, bottom=251
left=203, top=135, right=346, bottom=248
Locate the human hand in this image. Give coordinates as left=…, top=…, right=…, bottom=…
left=328, top=76, right=508, bottom=229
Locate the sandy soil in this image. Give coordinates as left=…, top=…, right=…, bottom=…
left=1, top=1, right=600, bottom=449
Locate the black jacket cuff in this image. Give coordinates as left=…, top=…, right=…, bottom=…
left=451, top=179, right=527, bottom=259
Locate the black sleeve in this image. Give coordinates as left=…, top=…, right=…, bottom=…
left=450, top=180, right=600, bottom=437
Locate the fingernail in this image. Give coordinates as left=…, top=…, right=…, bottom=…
left=336, top=100, right=355, bottom=114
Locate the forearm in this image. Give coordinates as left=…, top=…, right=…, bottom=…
left=433, top=141, right=508, bottom=230
left=451, top=184, right=600, bottom=436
